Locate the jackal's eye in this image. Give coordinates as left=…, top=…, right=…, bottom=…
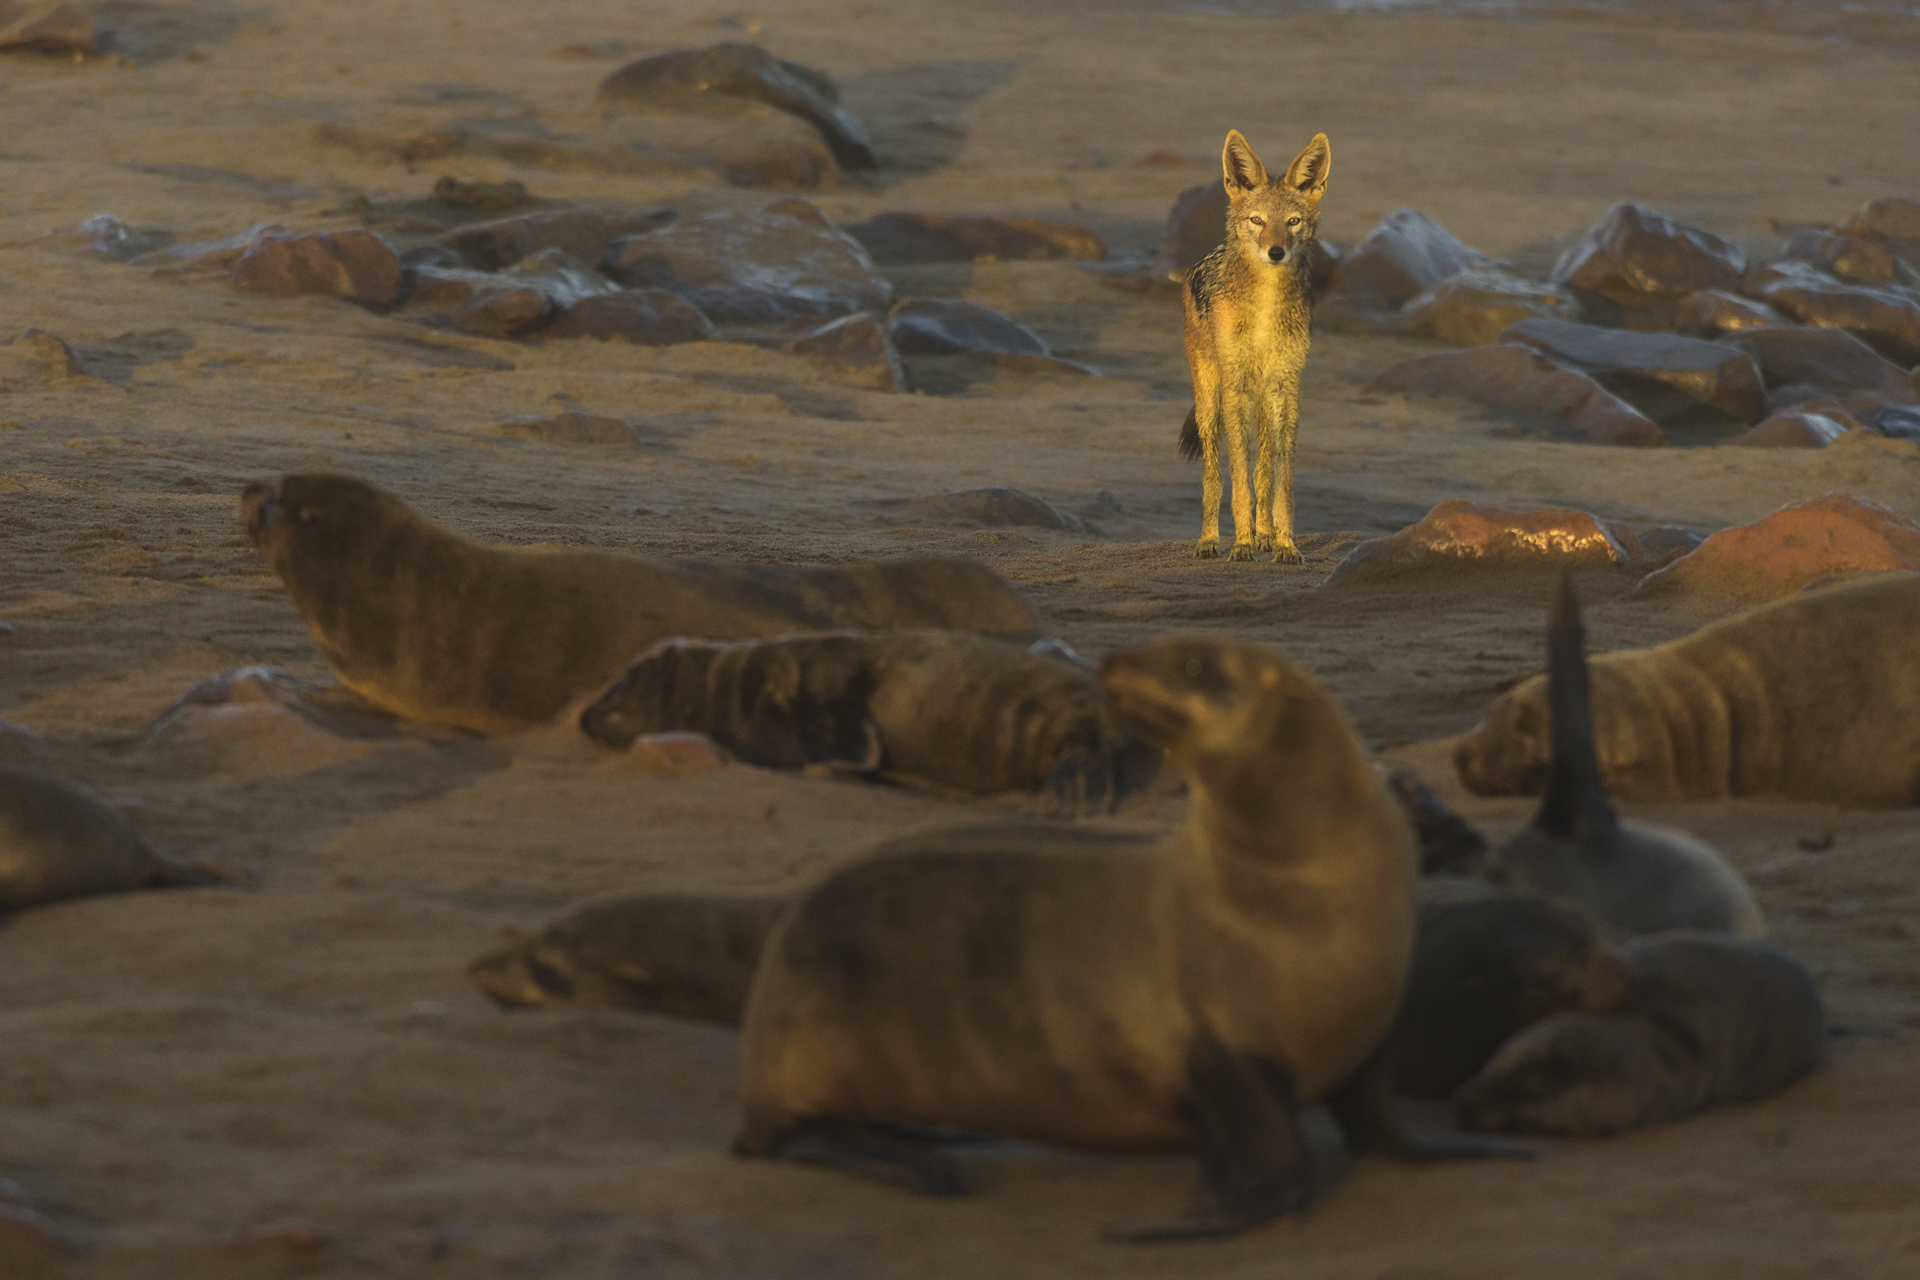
left=1286, top=216, right=1301, bottom=227
left=1248, top=217, right=1265, bottom=228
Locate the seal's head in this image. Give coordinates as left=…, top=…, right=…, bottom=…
left=1101, top=636, right=1356, bottom=800
left=1454, top=680, right=1552, bottom=797
left=239, top=473, right=402, bottom=571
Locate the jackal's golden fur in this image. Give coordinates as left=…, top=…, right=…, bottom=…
left=1178, top=130, right=1331, bottom=563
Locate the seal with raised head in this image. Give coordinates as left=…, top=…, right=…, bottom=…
left=240, top=473, right=1036, bottom=735
left=1479, top=575, right=1763, bottom=940
left=0, top=768, right=221, bottom=911
left=1453, top=933, right=1825, bottom=1136
left=578, top=631, right=1159, bottom=803
left=726, top=636, right=1523, bottom=1239
left=1390, top=876, right=1635, bottom=1099
left=1455, top=573, right=1920, bottom=807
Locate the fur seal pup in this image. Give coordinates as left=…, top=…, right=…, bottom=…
left=0, top=768, right=220, bottom=911
left=578, top=631, right=1159, bottom=803
left=1390, top=877, right=1635, bottom=1098
left=241, top=473, right=1036, bottom=735
left=729, top=636, right=1524, bottom=1239
left=470, top=893, right=788, bottom=1021
left=1456, top=573, right=1920, bottom=807
left=1453, top=934, right=1825, bottom=1136
left=1480, top=576, right=1763, bottom=941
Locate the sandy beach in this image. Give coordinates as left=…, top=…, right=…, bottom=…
left=2, top=0, right=1918, bottom=1275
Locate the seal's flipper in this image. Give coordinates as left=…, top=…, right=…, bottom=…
left=1327, top=1043, right=1536, bottom=1163
left=1104, top=1034, right=1313, bottom=1242
left=1531, top=572, right=1620, bottom=844
left=766, top=1119, right=970, bottom=1197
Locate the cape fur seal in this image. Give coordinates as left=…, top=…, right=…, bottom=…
left=1454, top=934, right=1824, bottom=1136
left=726, top=636, right=1521, bottom=1239
left=0, top=768, right=221, bottom=911
left=241, top=473, right=1036, bottom=735
left=1481, top=576, right=1763, bottom=941
left=577, top=631, right=1160, bottom=803
left=1456, top=574, right=1920, bottom=806
left=1390, top=877, right=1635, bottom=1099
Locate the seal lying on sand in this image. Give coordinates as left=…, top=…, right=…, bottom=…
left=1389, top=877, right=1635, bottom=1099
left=1453, top=934, right=1824, bottom=1136
left=471, top=893, right=789, bottom=1020
left=241, top=473, right=1037, bottom=735
left=1455, top=574, right=1920, bottom=806
left=1479, top=576, right=1763, bottom=940
left=578, top=631, right=1159, bottom=802
left=0, top=768, right=223, bottom=911
left=728, top=636, right=1522, bottom=1238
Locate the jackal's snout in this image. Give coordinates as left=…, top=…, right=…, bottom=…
left=1265, top=244, right=1289, bottom=265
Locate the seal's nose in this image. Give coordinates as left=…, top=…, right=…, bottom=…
left=240, top=481, right=280, bottom=544
left=1267, top=245, right=1287, bottom=264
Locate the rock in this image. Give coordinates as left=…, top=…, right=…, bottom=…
left=887, top=298, right=1047, bottom=357
left=1728, top=409, right=1852, bottom=449
left=1636, top=493, right=1920, bottom=604
left=843, top=213, right=1105, bottom=264
left=1634, top=525, right=1705, bottom=568
left=604, top=205, right=890, bottom=324
left=1326, top=500, right=1640, bottom=586
left=129, top=222, right=284, bottom=276
left=545, top=290, right=714, bottom=345
left=501, top=247, right=622, bottom=304
left=1673, top=288, right=1785, bottom=337
left=68, top=213, right=163, bottom=262
left=603, top=106, right=840, bottom=190
left=1744, top=262, right=1920, bottom=367
left=871, top=487, right=1083, bottom=531
left=1318, top=209, right=1490, bottom=332
left=0, top=328, right=83, bottom=389
left=1400, top=267, right=1582, bottom=347
left=904, top=350, right=1100, bottom=396
left=1721, top=326, right=1919, bottom=405
left=1368, top=344, right=1665, bottom=447
left=0, top=1, right=96, bottom=56
left=596, top=42, right=876, bottom=170
left=1551, top=203, right=1745, bottom=315
left=1499, top=318, right=1765, bottom=428
left=495, top=411, right=641, bottom=444
left=750, top=313, right=907, bottom=392
left=230, top=229, right=403, bottom=308
left=401, top=265, right=493, bottom=312
left=1776, top=227, right=1915, bottom=287
left=146, top=666, right=411, bottom=775
left=439, top=209, right=611, bottom=272
left=450, top=286, right=554, bottom=337
left=1834, top=196, right=1920, bottom=264
left=1866, top=404, right=1920, bottom=441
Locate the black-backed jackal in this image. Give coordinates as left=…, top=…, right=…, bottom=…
left=1178, top=130, right=1331, bottom=563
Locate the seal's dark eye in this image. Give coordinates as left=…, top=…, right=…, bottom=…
left=1185, top=659, right=1204, bottom=678
left=297, top=508, right=317, bottom=525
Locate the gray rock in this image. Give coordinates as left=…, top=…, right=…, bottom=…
left=231, top=229, right=403, bottom=309
left=844, top=213, right=1105, bottom=265
left=1499, top=317, right=1765, bottom=428
left=750, top=313, right=907, bottom=392
left=1744, top=260, right=1920, bottom=367
left=1369, top=344, right=1664, bottom=446
left=1318, top=208, right=1489, bottom=333
left=1552, top=203, right=1745, bottom=317
left=450, top=286, right=554, bottom=337
left=1722, top=325, right=1919, bottom=404
left=604, top=204, right=890, bottom=324
left=1673, top=288, right=1785, bottom=337
left=1834, top=196, right=1920, bottom=266
left=1728, top=409, right=1851, bottom=449
left=596, top=42, right=876, bottom=171
left=1400, top=267, right=1581, bottom=347
left=0, top=1, right=97, bottom=56
left=545, top=291, right=714, bottom=345
left=439, top=209, right=613, bottom=273
left=0, top=327, right=83, bottom=389
left=1776, top=227, right=1916, bottom=287
left=888, top=298, right=1047, bottom=357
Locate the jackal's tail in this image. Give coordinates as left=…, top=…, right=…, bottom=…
left=1177, top=405, right=1202, bottom=461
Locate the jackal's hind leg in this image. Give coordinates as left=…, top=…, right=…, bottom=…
left=1192, top=384, right=1224, bottom=559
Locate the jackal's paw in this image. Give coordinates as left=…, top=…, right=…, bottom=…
left=1271, top=543, right=1303, bottom=565
left=1229, top=543, right=1256, bottom=563
left=1255, top=534, right=1275, bottom=552
left=1194, top=538, right=1220, bottom=560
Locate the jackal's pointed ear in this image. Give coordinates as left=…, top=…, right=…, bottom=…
left=1221, top=130, right=1268, bottom=197
left=1282, top=133, right=1331, bottom=203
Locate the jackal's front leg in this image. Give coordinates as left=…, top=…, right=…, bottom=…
left=1193, top=378, right=1225, bottom=559
left=1224, top=398, right=1256, bottom=562
left=1269, top=380, right=1302, bottom=564
left=1253, top=395, right=1277, bottom=553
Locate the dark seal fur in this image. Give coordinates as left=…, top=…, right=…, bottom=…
left=1478, top=575, right=1762, bottom=941
left=0, top=768, right=221, bottom=911
left=1453, top=934, right=1825, bottom=1136
left=578, top=630, right=1159, bottom=802
left=727, top=636, right=1524, bottom=1239
left=241, top=473, right=1036, bottom=735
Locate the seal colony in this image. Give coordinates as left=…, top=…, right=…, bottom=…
left=241, top=473, right=1038, bottom=735
left=1456, top=574, right=1920, bottom=807
left=1481, top=575, right=1763, bottom=941
left=578, top=630, right=1159, bottom=802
